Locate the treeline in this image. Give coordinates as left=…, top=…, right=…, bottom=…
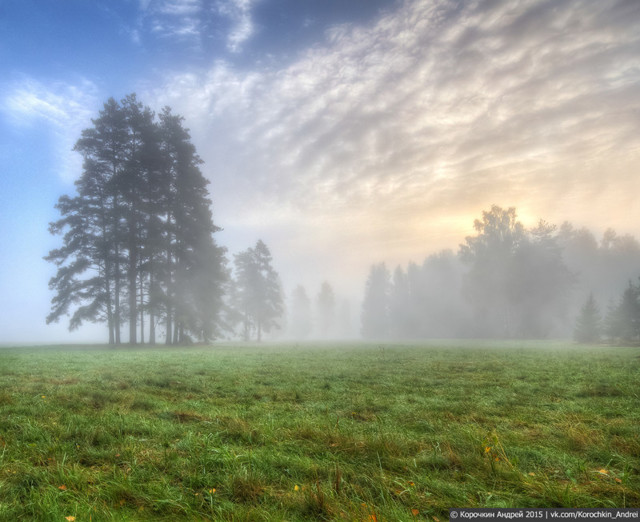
left=46, top=95, right=286, bottom=344
left=362, top=205, right=640, bottom=340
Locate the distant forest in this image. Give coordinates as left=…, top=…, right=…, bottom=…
left=361, top=205, right=640, bottom=342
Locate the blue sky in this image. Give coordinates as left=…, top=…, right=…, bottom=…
left=1, top=0, right=640, bottom=343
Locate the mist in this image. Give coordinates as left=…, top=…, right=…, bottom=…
left=357, top=205, right=640, bottom=343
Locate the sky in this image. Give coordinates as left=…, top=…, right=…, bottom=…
left=1, top=0, right=639, bottom=343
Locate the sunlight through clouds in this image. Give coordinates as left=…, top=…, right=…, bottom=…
left=145, top=0, right=640, bottom=295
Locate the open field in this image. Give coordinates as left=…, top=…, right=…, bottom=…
left=0, top=341, right=638, bottom=520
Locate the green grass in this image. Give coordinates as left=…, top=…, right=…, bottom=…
left=0, top=341, right=638, bottom=520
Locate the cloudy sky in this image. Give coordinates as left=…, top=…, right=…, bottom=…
left=1, top=0, right=639, bottom=343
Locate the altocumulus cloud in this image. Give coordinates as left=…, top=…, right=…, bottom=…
left=137, top=0, right=260, bottom=51
left=148, top=0, right=640, bottom=284
left=1, top=77, right=99, bottom=183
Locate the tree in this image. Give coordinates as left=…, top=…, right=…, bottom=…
left=361, top=263, right=391, bottom=339
left=508, top=220, right=574, bottom=337
left=615, top=282, right=640, bottom=342
left=602, top=281, right=640, bottom=343
left=459, top=206, right=572, bottom=338
left=316, top=281, right=335, bottom=338
left=289, top=285, right=312, bottom=340
left=232, top=240, right=284, bottom=341
left=573, top=293, right=601, bottom=343
left=46, top=97, right=129, bottom=344
left=389, top=266, right=411, bottom=339
left=459, top=205, right=526, bottom=337
left=46, top=95, right=226, bottom=344
left=157, top=107, right=226, bottom=344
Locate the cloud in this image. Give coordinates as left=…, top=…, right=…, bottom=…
left=1, top=77, right=99, bottom=183
left=217, top=0, right=259, bottom=53
left=140, top=0, right=203, bottom=41
left=136, top=0, right=259, bottom=51
left=149, top=0, right=640, bottom=293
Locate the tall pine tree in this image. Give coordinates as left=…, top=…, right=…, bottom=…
left=46, top=95, right=226, bottom=344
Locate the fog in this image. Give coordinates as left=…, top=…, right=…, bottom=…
left=351, top=206, right=640, bottom=342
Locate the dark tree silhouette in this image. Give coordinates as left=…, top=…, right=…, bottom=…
left=46, top=95, right=226, bottom=344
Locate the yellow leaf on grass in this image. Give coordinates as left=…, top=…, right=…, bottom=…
left=294, top=485, right=300, bottom=491
left=65, top=517, right=75, bottom=521
left=485, top=447, right=491, bottom=453
left=598, top=469, right=609, bottom=475
left=58, top=485, right=67, bottom=491
left=208, top=488, right=216, bottom=494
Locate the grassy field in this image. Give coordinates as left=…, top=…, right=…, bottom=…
left=0, top=341, right=638, bottom=521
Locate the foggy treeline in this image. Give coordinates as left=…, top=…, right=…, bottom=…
left=361, top=205, right=640, bottom=341
left=47, top=97, right=640, bottom=345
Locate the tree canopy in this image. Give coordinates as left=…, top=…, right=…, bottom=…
left=46, top=95, right=226, bottom=344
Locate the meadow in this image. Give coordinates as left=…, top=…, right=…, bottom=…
left=0, top=341, right=638, bottom=521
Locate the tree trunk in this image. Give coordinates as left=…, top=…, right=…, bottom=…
left=128, top=226, right=137, bottom=345
left=149, top=271, right=156, bottom=345
left=114, top=248, right=121, bottom=345
left=139, top=274, right=145, bottom=344
left=166, top=308, right=172, bottom=345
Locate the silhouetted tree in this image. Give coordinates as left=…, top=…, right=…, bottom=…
left=460, top=206, right=572, bottom=338
left=232, top=240, right=284, bottom=341
left=615, top=282, right=640, bottom=342
left=316, top=281, right=335, bottom=338
left=361, top=263, right=391, bottom=339
left=46, top=95, right=226, bottom=344
left=559, top=223, right=640, bottom=336
left=389, top=266, right=411, bottom=338
left=508, top=220, right=573, bottom=337
left=459, top=205, right=526, bottom=337
left=573, top=293, right=601, bottom=343
left=289, top=285, right=312, bottom=340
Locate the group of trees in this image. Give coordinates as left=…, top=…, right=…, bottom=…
left=574, top=281, right=640, bottom=344
left=362, top=205, right=640, bottom=341
left=46, top=95, right=286, bottom=344
left=46, top=95, right=226, bottom=344
left=361, top=252, right=467, bottom=339
left=288, top=281, right=351, bottom=339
